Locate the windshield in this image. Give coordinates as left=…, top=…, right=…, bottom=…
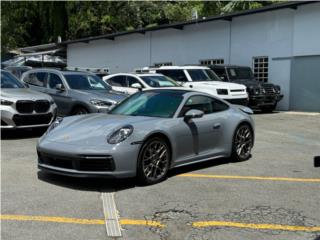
left=1, top=71, right=25, bottom=88
left=227, top=67, right=254, bottom=80
left=140, top=75, right=180, bottom=88
left=109, top=91, right=183, bottom=118
left=64, top=73, right=111, bottom=90
left=187, top=69, right=220, bottom=82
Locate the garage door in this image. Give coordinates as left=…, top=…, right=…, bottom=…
left=290, top=55, right=320, bottom=112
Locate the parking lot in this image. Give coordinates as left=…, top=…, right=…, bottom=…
left=1, top=112, right=320, bottom=240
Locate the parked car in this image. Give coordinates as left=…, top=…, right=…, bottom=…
left=146, top=66, right=249, bottom=106
left=209, top=65, right=283, bottom=112
left=1, top=70, right=57, bottom=129
left=37, top=89, right=254, bottom=185
left=21, top=69, right=128, bottom=116
left=4, top=66, right=32, bottom=80
left=103, top=73, right=182, bottom=94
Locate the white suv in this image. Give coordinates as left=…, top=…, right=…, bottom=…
left=149, top=66, right=248, bottom=105
left=103, top=73, right=182, bottom=95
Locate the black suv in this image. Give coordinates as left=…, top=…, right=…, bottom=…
left=209, top=65, right=283, bottom=112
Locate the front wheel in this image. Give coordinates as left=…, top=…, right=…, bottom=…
left=231, top=124, right=253, bottom=162
left=137, top=137, right=171, bottom=185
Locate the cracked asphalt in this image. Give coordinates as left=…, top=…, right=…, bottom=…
left=1, top=112, right=320, bottom=240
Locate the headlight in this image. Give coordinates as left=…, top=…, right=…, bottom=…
left=275, top=85, right=281, bottom=93
left=45, top=117, right=63, bottom=134
left=0, top=99, right=13, bottom=106
left=90, top=99, right=113, bottom=107
left=217, top=89, right=228, bottom=95
left=253, top=87, right=261, bottom=95
left=50, top=100, right=55, bottom=105
left=107, top=125, right=133, bottom=144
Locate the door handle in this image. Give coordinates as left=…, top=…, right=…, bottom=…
left=213, top=123, right=221, bottom=129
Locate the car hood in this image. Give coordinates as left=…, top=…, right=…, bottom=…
left=230, top=79, right=264, bottom=88
left=45, top=114, right=158, bottom=146
left=73, top=89, right=128, bottom=103
left=187, top=81, right=246, bottom=90
left=0, top=88, right=52, bottom=101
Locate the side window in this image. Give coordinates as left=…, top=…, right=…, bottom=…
left=48, top=73, right=63, bottom=89
left=179, top=96, right=229, bottom=117
left=23, top=72, right=47, bottom=87
left=211, top=98, right=229, bottom=112
left=156, top=70, right=188, bottom=82
left=107, top=76, right=126, bottom=87
left=212, top=68, right=227, bottom=80
left=126, top=76, right=141, bottom=88
left=179, top=96, right=213, bottom=117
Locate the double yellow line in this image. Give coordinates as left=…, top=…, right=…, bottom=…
left=2, top=214, right=320, bottom=232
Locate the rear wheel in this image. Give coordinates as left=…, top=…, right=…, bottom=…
left=137, top=137, right=170, bottom=185
left=72, top=106, right=89, bottom=115
left=231, top=124, right=253, bottom=162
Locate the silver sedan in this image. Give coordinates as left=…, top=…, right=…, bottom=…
left=37, top=89, right=254, bottom=185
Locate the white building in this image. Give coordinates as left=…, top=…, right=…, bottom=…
left=64, top=2, right=320, bottom=111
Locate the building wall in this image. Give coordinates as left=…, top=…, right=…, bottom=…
left=67, top=3, right=320, bottom=111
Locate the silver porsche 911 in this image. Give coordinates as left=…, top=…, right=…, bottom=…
left=37, top=89, right=254, bottom=184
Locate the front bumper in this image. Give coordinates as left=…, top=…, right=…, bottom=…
left=225, top=98, right=249, bottom=106
left=249, top=94, right=283, bottom=108
left=37, top=140, right=141, bottom=178
left=1, top=106, right=57, bottom=129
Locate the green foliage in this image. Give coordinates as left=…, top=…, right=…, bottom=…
left=1, top=1, right=280, bottom=56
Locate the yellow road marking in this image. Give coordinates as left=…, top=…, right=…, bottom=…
left=192, top=220, right=320, bottom=232
left=179, top=173, right=320, bottom=183
left=0, top=214, right=164, bottom=228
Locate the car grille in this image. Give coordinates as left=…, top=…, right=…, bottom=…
left=261, top=84, right=275, bottom=95
left=38, top=152, right=115, bottom=172
left=13, top=113, right=53, bottom=126
left=226, top=98, right=248, bottom=106
left=230, top=89, right=245, bottom=92
left=16, top=100, right=50, bottom=114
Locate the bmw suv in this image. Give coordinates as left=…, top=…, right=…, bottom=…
left=1, top=70, right=57, bottom=129
left=21, top=69, right=127, bottom=116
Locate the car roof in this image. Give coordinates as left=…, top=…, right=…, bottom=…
left=157, top=65, right=210, bottom=70
left=209, top=64, right=252, bottom=68
left=108, top=73, right=164, bottom=77
left=25, top=68, right=95, bottom=75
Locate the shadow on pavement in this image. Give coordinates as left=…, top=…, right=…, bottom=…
left=253, top=110, right=280, bottom=115
left=37, top=171, right=136, bottom=192
left=37, top=157, right=233, bottom=192
left=1, top=128, right=46, bottom=140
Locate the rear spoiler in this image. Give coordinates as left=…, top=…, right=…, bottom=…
left=233, top=105, right=254, bottom=115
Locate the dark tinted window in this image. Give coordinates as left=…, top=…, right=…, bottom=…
left=1, top=71, right=25, bottom=88
left=156, top=70, right=188, bottom=82
left=187, top=69, right=220, bottom=81
left=179, top=95, right=228, bottom=116
left=227, top=67, right=254, bottom=80
left=140, top=75, right=179, bottom=87
left=48, top=73, right=63, bottom=89
left=127, top=76, right=140, bottom=87
left=23, top=72, right=47, bottom=87
left=64, top=74, right=110, bottom=90
left=211, top=68, right=227, bottom=81
left=107, top=76, right=126, bottom=87
left=110, top=91, right=183, bottom=118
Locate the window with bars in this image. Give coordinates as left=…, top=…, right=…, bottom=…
left=200, top=59, right=224, bottom=65
left=154, top=62, right=173, bottom=67
left=253, top=57, right=268, bottom=82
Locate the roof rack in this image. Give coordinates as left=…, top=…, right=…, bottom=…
left=65, top=67, right=109, bottom=74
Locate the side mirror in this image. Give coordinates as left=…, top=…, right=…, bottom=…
left=184, top=109, right=204, bottom=120
left=55, top=83, right=65, bottom=91
left=131, top=83, right=143, bottom=89
left=220, top=76, right=225, bottom=81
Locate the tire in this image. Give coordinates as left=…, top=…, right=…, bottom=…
left=231, top=124, right=253, bottom=162
left=137, top=137, right=171, bottom=185
left=260, top=104, right=276, bottom=113
left=72, top=106, right=89, bottom=115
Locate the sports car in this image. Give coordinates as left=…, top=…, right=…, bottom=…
left=37, top=89, right=254, bottom=185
